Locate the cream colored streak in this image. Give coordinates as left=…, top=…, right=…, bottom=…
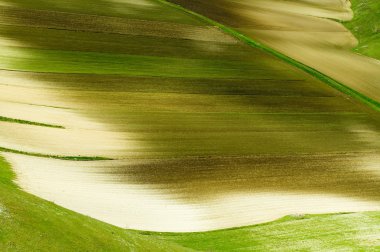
left=0, top=68, right=137, bottom=158
left=5, top=153, right=380, bottom=232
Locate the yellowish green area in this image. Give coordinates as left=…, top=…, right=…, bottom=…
left=345, top=0, right=380, bottom=60
left=156, top=213, right=380, bottom=251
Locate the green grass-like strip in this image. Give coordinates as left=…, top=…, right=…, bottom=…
left=344, top=0, right=380, bottom=60
left=0, top=116, right=64, bottom=128
left=0, top=156, right=189, bottom=251
left=158, top=0, right=380, bottom=112
left=0, top=146, right=112, bottom=161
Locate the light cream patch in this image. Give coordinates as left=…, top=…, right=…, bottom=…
left=0, top=69, right=141, bottom=159
left=5, top=152, right=380, bottom=232
left=201, top=192, right=380, bottom=231
left=0, top=121, right=133, bottom=157
left=110, top=0, right=156, bottom=7
left=0, top=101, right=87, bottom=129
left=236, top=0, right=353, bottom=21
left=5, top=153, right=207, bottom=232
left=0, top=45, right=29, bottom=61
left=0, top=38, right=29, bottom=48
left=0, top=84, right=71, bottom=108
left=0, top=70, right=47, bottom=89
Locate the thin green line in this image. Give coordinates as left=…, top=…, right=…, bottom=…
left=0, top=147, right=112, bottom=161
left=157, top=0, right=380, bottom=112
left=0, top=116, right=64, bottom=129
